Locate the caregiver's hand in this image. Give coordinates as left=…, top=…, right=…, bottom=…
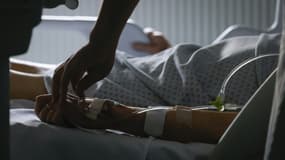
left=52, top=43, right=115, bottom=104
left=133, top=28, right=171, bottom=54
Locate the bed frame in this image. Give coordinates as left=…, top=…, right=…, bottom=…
left=213, top=0, right=282, bottom=43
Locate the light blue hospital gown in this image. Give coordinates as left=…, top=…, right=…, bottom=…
left=45, top=33, right=280, bottom=107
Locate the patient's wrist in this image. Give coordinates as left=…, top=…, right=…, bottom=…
left=107, top=103, right=146, bottom=136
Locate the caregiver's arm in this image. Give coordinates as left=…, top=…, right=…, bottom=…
left=52, top=0, right=140, bottom=104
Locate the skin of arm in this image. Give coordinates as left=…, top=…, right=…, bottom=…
left=35, top=94, right=237, bottom=143
left=9, top=59, right=57, bottom=100
left=133, top=28, right=171, bottom=54
left=101, top=105, right=237, bottom=144
left=106, top=107, right=224, bottom=143
left=10, top=58, right=54, bottom=74
left=10, top=70, right=47, bottom=100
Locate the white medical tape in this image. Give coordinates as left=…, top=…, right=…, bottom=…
left=144, top=107, right=168, bottom=137
left=175, top=106, right=192, bottom=128
left=85, top=98, right=107, bottom=120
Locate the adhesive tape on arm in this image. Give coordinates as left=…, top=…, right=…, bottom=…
left=144, top=107, right=168, bottom=137
left=85, top=98, right=106, bottom=120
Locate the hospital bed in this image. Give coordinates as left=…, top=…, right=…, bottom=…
left=11, top=13, right=215, bottom=160
left=213, top=0, right=283, bottom=44
left=10, top=0, right=285, bottom=159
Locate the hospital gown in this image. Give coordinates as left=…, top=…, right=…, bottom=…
left=45, top=33, right=281, bottom=107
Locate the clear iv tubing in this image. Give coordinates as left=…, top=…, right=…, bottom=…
left=218, top=53, right=279, bottom=110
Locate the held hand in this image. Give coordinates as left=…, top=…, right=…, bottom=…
left=133, top=28, right=171, bottom=54
left=35, top=94, right=66, bottom=126
left=35, top=94, right=116, bottom=129
left=52, top=43, right=115, bottom=105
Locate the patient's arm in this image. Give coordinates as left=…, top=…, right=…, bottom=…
left=35, top=94, right=146, bottom=135
left=10, top=70, right=47, bottom=100
left=10, top=58, right=55, bottom=74
left=133, top=28, right=171, bottom=54
left=9, top=60, right=55, bottom=100
left=35, top=94, right=236, bottom=143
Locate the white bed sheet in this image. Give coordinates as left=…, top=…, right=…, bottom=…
left=10, top=100, right=214, bottom=160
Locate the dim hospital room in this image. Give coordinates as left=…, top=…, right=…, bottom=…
left=6, top=0, right=285, bottom=159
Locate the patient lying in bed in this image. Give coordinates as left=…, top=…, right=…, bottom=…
left=10, top=31, right=280, bottom=144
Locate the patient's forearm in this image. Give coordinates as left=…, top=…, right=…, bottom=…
left=107, top=105, right=236, bottom=143
left=10, top=58, right=53, bottom=74
left=10, top=70, right=47, bottom=100
left=36, top=94, right=235, bottom=143
left=109, top=106, right=194, bottom=142
left=107, top=104, right=147, bottom=136
left=107, top=106, right=193, bottom=142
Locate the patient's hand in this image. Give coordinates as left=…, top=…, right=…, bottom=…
left=35, top=94, right=67, bottom=126
left=133, top=28, right=171, bottom=54
left=35, top=94, right=115, bottom=129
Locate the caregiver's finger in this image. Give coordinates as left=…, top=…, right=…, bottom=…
left=46, top=109, right=55, bottom=123
left=35, top=94, right=52, bottom=115
left=59, top=59, right=82, bottom=104
left=39, top=106, right=50, bottom=123
left=75, top=73, right=102, bottom=98
left=52, top=63, right=65, bottom=103
left=71, top=69, right=85, bottom=93
left=52, top=111, right=66, bottom=126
